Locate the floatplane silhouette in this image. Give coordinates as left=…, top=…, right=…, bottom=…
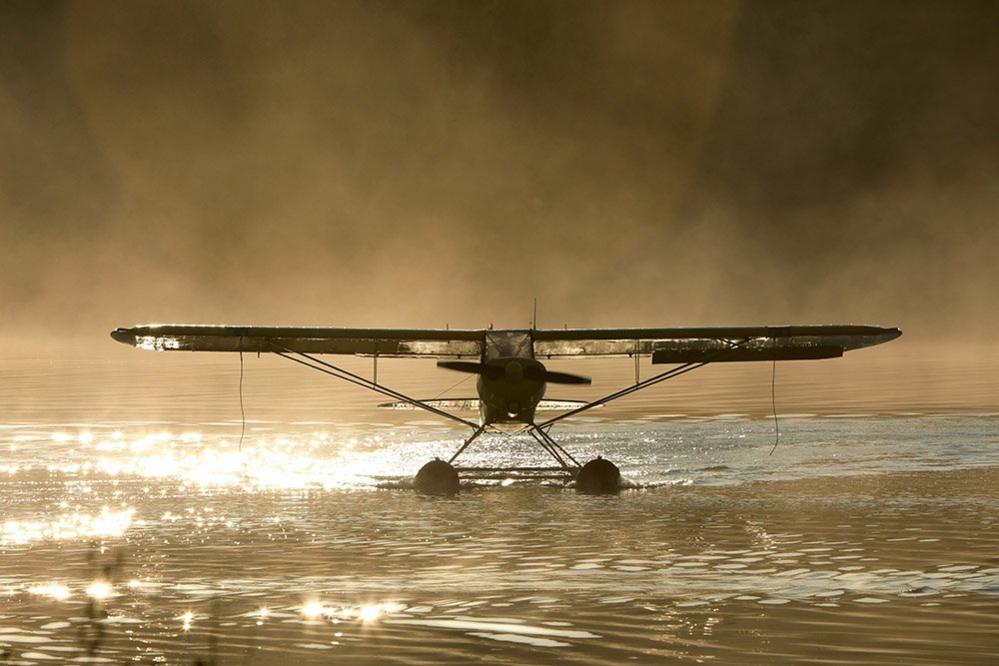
left=111, top=321, right=901, bottom=493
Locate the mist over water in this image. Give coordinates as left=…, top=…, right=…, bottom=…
left=2, top=1, right=998, bottom=350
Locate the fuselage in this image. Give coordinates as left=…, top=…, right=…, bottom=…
left=476, top=330, right=546, bottom=425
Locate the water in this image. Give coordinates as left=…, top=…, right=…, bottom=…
left=1, top=349, right=998, bottom=663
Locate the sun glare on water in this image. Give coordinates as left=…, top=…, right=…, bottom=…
left=3, top=427, right=439, bottom=551
left=302, top=600, right=328, bottom=619
left=359, top=602, right=406, bottom=623
left=86, top=580, right=114, bottom=600
left=36, top=428, right=418, bottom=491
left=27, top=583, right=71, bottom=601
left=302, top=600, right=406, bottom=624
left=1, top=507, right=135, bottom=545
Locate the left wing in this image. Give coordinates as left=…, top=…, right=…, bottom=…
left=111, top=325, right=483, bottom=358
left=532, top=324, right=901, bottom=362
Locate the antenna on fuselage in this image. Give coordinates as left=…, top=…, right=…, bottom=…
left=532, top=297, right=538, bottom=330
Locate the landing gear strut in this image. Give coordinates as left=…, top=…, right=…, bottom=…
left=414, top=425, right=621, bottom=494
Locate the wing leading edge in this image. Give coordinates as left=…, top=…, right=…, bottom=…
left=111, top=323, right=901, bottom=361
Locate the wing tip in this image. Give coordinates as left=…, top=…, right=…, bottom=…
left=110, top=327, right=136, bottom=346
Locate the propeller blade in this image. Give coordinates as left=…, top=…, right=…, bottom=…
left=542, top=370, right=592, bottom=385
left=437, top=361, right=484, bottom=373
left=437, top=361, right=590, bottom=384
left=436, top=361, right=503, bottom=379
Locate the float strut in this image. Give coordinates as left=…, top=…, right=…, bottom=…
left=447, top=425, right=487, bottom=465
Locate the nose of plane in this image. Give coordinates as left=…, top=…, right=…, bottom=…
left=505, top=361, right=524, bottom=382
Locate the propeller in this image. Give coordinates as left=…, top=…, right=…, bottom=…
left=436, top=361, right=591, bottom=385
left=436, top=361, right=503, bottom=380
left=538, top=370, right=591, bottom=385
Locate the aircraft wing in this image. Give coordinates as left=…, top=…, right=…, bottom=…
left=531, top=325, right=901, bottom=362
left=111, top=323, right=901, bottom=362
left=110, top=325, right=484, bottom=358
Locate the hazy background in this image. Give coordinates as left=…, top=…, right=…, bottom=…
left=2, top=0, right=997, bottom=355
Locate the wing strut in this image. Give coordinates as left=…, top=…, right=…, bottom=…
left=268, top=343, right=479, bottom=429
left=533, top=337, right=752, bottom=429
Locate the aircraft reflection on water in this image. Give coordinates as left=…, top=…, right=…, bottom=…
left=111, top=322, right=901, bottom=493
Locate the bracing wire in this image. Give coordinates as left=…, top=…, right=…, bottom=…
left=432, top=372, right=473, bottom=401
left=238, top=348, right=246, bottom=451
left=768, top=355, right=780, bottom=456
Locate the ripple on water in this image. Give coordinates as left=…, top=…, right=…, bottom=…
left=0, top=413, right=996, bottom=663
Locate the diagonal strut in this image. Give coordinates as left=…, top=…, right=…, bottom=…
left=269, top=343, right=479, bottom=429
left=534, top=337, right=753, bottom=429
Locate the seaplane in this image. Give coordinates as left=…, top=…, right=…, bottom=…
left=111, top=322, right=901, bottom=493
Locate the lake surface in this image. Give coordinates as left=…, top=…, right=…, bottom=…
left=1, top=347, right=997, bottom=663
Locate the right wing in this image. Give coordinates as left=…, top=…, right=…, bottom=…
left=110, top=324, right=484, bottom=358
